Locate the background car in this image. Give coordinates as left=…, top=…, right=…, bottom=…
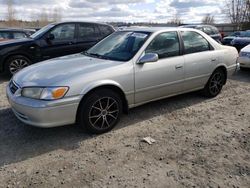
left=231, top=31, right=250, bottom=51
left=0, top=28, right=35, bottom=42
left=238, top=44, right=250, bottom=69
left=222, top=31, right=246, bottom=45
left=7, top=27, right=238, bottom=134
left=0, top=22, right=115, bottom=75
left=180, top=24, right=222, bottom=42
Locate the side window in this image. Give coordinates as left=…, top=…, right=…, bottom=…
left=0, top=32, right=10, bottom=39
left=13, top=32, right=27, bottom=39
left=181, top=31, right=210, bottom=54
left=50, top=24, right=75, bottom=40
left=99, top=25, right=113, bottom=37
left=78, top=24, right=99, bottom=39
left=145, top=32, right=180, bottom=59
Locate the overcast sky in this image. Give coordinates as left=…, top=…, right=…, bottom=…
left=0, top=0, right=227, bottom=23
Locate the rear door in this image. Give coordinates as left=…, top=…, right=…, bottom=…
left=76, top=23, right=101, bottom=52
left=40, top=23, right=78, bottom=60
left=180, top=31, right=218, bottom=90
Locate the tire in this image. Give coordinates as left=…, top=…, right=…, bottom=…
left=78, top=89, right=122, bottom=134
left=4, top=55, right=31, bottom=76
left=203, top=69, right=226, bottom=98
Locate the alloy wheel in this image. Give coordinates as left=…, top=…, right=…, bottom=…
left=88, top=97, right=119, bottom=130
left=9, top=59, right=29, bottom=74
left=209, top=72, right=223, bottom=96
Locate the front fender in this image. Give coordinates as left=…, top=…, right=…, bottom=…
left=80, top=79, right=125, bottom=95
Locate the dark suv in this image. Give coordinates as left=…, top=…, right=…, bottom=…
left=0, top=22, right=115, bottom=75
left=180, top=25, right=222, bottom=42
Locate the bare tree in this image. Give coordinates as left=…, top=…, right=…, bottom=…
left=5, top=0, right=16, bottom=27
left=169, top=14, right=182, bottom=26
left=51, top=8, right=62, bottom=22
left=39, top=9, right=49, bottom=27
left=225, top=0, right=250, bottom=28
left=202, top=14, right=215, bottom=24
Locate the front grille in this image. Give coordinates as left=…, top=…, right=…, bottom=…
left=9, top=81, right=19, bottom=94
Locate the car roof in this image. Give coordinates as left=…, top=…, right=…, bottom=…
left=52, top=21, right=113, bottom=27
left=181, top=24, right=214, bottom=27
left=122, top=26, right=199, bottom=33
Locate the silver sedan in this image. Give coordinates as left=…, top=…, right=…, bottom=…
left=7, top=27, right=239, bottom=134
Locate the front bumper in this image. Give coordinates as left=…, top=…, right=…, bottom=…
left=6, top=84, right=82, bottom=128
left=237, top=56, right=250, bottom=68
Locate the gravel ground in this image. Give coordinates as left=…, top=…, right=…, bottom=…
left=0, top=71, right=249, bottom=188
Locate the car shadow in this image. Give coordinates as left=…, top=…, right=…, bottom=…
left=0, top=74, right=10, bottom=84
left=0, top=71, right=248, bottom=167
left=230, top=69, right=250, bottom=83
left=0, top=90, right=207, bottom=167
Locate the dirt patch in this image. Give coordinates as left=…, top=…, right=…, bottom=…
left=0, top=71, right=249, bottom=187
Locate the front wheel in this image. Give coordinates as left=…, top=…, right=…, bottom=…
left=78, top=89, right=122, bottom=134
left=203, top=69, right=226, bottom=97
left=5, top=55, right=31, bottom=76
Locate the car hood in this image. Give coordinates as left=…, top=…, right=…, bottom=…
left=13, top=53, right=124, bottom=87
left=0, top=38, right=34, bottom=47
left=240, top=44, right=250, bottom=52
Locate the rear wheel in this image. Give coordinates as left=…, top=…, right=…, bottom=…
left=78, top=89, right=122, bottom=134
left=5, top=55, right=31, bottom=76
left=203, top=69, right=226, bottom=97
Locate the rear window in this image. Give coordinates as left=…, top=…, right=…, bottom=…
left=99, top=25, right=114, bottom=37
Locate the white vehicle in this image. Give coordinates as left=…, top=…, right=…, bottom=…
left=7, top=27, right=239, bottom=134
left=238, top=44, right=250, bottom=69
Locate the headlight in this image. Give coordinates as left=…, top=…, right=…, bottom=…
left=239, top=51, right=250, bottom=57
left=21, top=87, right=69, bottom=100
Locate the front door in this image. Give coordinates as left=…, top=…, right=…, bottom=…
left=40, top=23, right=78, bottom=60
left=135, top=31, right=185, bottom=104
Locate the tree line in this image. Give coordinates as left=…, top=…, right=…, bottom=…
left=3, top=0, right=250, bottom=28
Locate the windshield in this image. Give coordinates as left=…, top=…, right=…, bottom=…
left=30, top=24, right=55, bottom=39
left=85, top=31, right=150, bottom=61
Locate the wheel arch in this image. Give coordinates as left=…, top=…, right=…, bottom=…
left=214, top=65, right=227, bottom=85
left=76, top=82, right=129, bottom=124
left=3, top=53, right=32, bottom=72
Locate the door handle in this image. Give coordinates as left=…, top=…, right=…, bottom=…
left=175, top=65, right=183, bottom=69
left=211, top=59, right=217, bottom=62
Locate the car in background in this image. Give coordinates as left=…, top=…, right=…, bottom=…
left=0, top=28, right=35, bottom=42
left=222, top=31, right=246, bottom=45
left=180, top=25, right=222, bottom=42
left=231, top=31, right=250, bottom=51
left=0, top=22, right=115, bottom=75
left=7, top=27, right=238, bottom=134
left=238, top=44, right=250, bottom=69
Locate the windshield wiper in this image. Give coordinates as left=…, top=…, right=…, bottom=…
left=84, top=52, right=112, bottom=60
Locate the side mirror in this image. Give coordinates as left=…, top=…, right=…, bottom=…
left=138, top=53, right=159, bottom=64
left=47, top=33, right=55, bottom=41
